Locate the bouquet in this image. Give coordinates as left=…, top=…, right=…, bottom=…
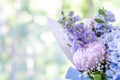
left=48, top=8, right=120, bottom=80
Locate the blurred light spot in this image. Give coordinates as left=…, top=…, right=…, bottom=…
left=5, top=38, right=12, bottom=46
left=26, top=46, right=34, bottom=55
left=26, top=57, right=34, bottom=70
left=46, top=65, right=58, bottom=77
left=0, top=26, right=8, bottom=35
left=18, top=11, right=32, bottom=23
left=0, top=12, right=5, bottom=21
left=14, top=0, right=22, bottom=10
left=27, top=70, right=34, bottom=77
left=28, top=35, right=44, bottom=54
left=40, top=32, right=55, bottom=45
left=30, top=0, right=61, bottom=16
left=33, top=43, right=44, bottom=54
left=4, top=5, right=13, bottom=16
left=34, top=16, right=47, bottom=26
left=5, top=63, right=11, bottom=72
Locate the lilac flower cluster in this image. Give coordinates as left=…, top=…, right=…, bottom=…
left=58, top=8, right=120, bottom=80
left=58, top=11, right=97, bottom=52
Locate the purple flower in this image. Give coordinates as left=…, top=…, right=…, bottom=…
left=73, top=15, right=80, bottom=22
left=72, top=39, right=83, bottom=52
left=74, top=23, right=85, bottom=38
left=68, top=11, right=74, bottom=16
left=84, top=32, right=97, bottom=43
left=66, top=24, right=74, bottom=33
left=106, top=24, right=114, bottom=32
left=104, top=10, right=115, bottom=22
left=58, top=15, right=66, bottom=26
left=66, top=16, right=74, bottom=24
left=66, top=32, right=74, bottom=42
left=94, top=13, right=105, bottom=21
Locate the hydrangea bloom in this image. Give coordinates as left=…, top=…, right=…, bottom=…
left=100, top=29, right=120, bottom=80
left=113, top=72, right=120, bottom=80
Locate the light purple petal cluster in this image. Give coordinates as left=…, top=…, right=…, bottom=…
left=73, top=42, right=106, bottom=71
left=58, top=11, right=98, bottom=52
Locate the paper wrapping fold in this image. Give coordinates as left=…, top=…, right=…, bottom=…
left=47, top=18, right=74, bottom=64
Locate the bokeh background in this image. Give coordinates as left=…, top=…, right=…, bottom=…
left=0, top=0, right=120, bottom=80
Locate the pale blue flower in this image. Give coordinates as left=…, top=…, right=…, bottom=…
left=108, top=52, right=120, bottom=63
left=94, top=13, right=105, bottom=21
left=58, top=15, right=66, bottom=26
left=113, top=72, right=120, bottom=80
left=68, top=11, right=74, bottom=16
left=106, top=70, right=114, bottom=79
left=105, top=33, right=114, bottom=42
left=109, top=63, right=120, bottom=72
left=73, top=15, right=80, bottom=22
left=66, top=16, right=75, bottom=24
left=104, top=10, right=116, bottom=22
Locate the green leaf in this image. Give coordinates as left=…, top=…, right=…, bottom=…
left=102, top=74, right=107, bottom=80
left=92, top=71, right=100, bottom=74
left=98, top=9, right=106, bottom=16
left=94, top=19, right=105, bottom=23
left=93, top=74, right=102, bottom=80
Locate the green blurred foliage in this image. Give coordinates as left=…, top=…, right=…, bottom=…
left=0, top=0, right=120, bottom=80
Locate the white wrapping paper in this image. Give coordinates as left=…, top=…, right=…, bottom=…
left=47, top=18, right=74, bottom=64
